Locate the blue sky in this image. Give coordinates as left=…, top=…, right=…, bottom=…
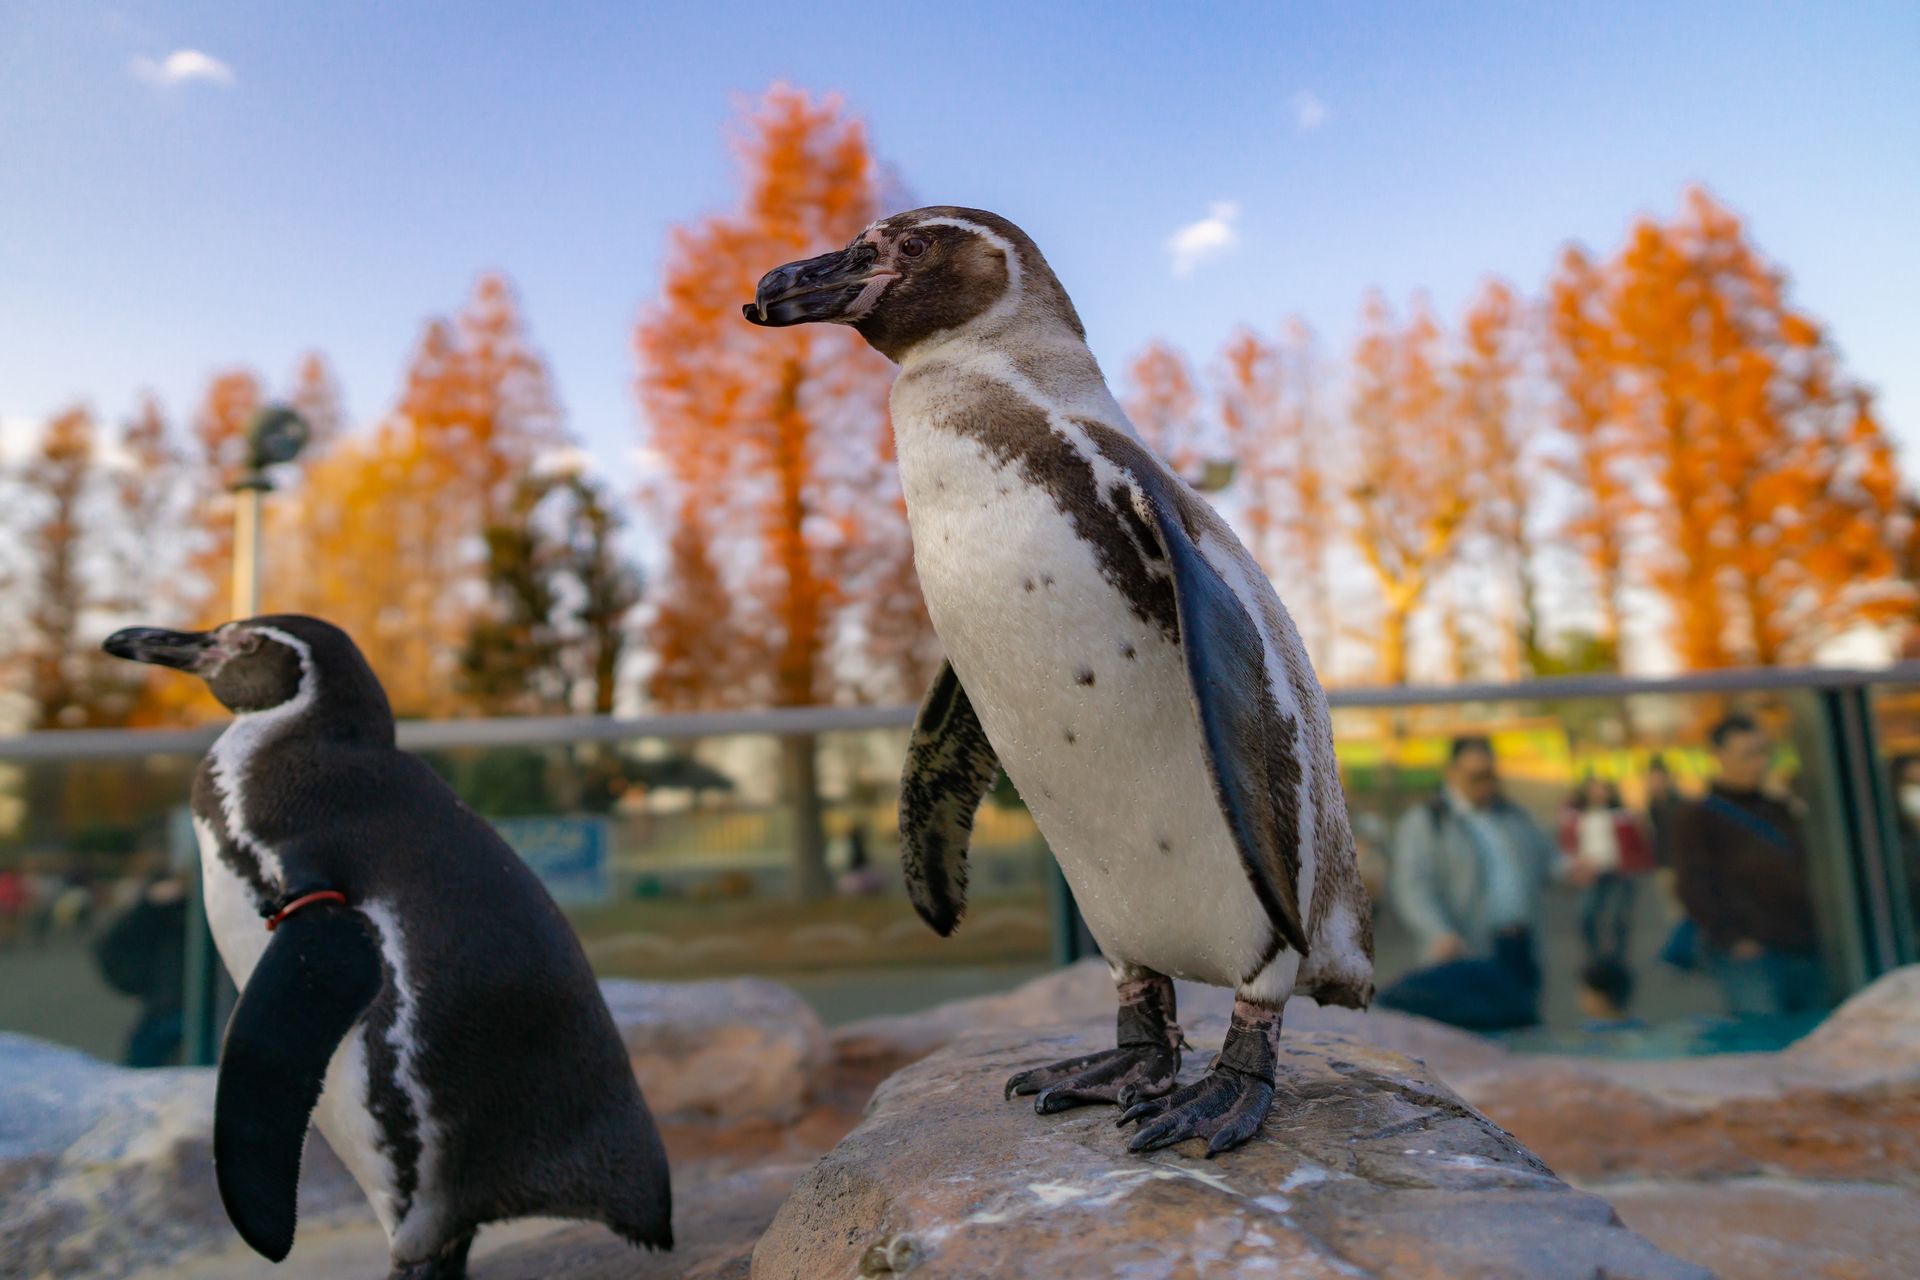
left=3, top=1, right=1916, bottom=477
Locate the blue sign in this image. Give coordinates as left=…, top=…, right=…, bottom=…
left=495, top=816, right=610, bottom=906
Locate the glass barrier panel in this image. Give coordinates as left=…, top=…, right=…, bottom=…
left=0, top=751, right=199, bottom=1063
left=413, top=729, right=1055, bottom=1026
left=1866, top=683, right=1920, bottom=965
left=1329, top=686, right=1857, bottom=1058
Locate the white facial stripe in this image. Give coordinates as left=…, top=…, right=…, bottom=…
left=204, top=625, right=318, bottom=896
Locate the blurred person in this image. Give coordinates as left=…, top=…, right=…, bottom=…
left=1377, top=736, right=1558, bottom=1031
left=0, top=865, right=24, bottom=948
left=1576, top=956, right=1645, bottom=1032
left=1558, top=775, right=1654, bottom=962
left=1673, top=712, right=1825, bottom=1018
left=91, top=867, right=188, bottom=1067
left=24, top=858, right=59, bottom=945
left=48, top=857, right=99, bottom=936
left=836, top=820, right=885, bottom=896
left=1643, top=755, right=1682, bottom=871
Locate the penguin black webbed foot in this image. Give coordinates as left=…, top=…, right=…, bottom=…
left=389, top=1232, right=474, bottom=1280
left=1116, top=1065, right=1274, bottom=1156
left=1007, top=971, right=1184, bottom=1113
left=1004, top=1042, right=1181, bottom=1114
left=1117, top=996, right=1284, bottom=1157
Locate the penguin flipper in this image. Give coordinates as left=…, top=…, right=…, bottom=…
left=215, top=900, right=383, bottom=1262
left=1126, top=476, right=1309, bottom=957
left=900, top=661, right=1000, bottom=936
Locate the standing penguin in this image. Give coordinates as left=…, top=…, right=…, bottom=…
left=102, top=616, right=671, bottom=1276
left=745, top=209, right=1373, bottom=1155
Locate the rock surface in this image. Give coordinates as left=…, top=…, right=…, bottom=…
left=6, top=977, right=833, bottom=1280
left=1599, top=1177, right=1920, bottom=1280
left=1456, top=964, right=1920, bottom=1185
left=0, top=1033, right=357, bottom=1280
left=761, top=1018, right=1707, bottom=1280
left=475, top=1163, right=807, bottom=1280
left=603, top=977, right=832, bottom=1128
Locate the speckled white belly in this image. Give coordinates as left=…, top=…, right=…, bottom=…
left=901, top=433, right=1275, bottom=988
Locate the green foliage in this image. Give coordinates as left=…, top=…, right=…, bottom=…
left=460, top=471, right=642, bottom=715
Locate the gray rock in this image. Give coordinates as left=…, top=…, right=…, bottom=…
left=474, top=1163, right=809, bottom=1280
left=601, top=977, right=831, bottom=1128
left=755, top=1017, right=1708, bottom=1279
left=1455, top=963, right=1920, bottom=1185
left=1597, top=1176, right=1920, bottom=1280
left=5, top=978, right=831, bottom=1279
left=0, top=1033, right=358, bottom=1280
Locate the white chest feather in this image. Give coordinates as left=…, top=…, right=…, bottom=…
left=193, top=677, right=439, bottom=1247
left=896, top=374, right=1279, bottom=989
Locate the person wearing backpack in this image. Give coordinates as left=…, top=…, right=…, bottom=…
left=1671, top=713, right=1825, bottom=1019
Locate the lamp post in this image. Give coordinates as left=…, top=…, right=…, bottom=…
left=183, top=404, right=312, bottom=1066
left=230, top=405, right=310, bottom=616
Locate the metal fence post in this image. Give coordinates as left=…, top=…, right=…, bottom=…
left=1818, top=687, right=1904, bottom=981
left=172, top=804, right=233, bottom=1066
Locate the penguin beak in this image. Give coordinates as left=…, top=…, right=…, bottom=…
left=102, top=627, right=217, bottom=672
left=744, top=244, right=893, bottom=327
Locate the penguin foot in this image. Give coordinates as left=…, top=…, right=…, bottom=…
left=1115, top=1066, right=1273, bottom=1156
left=1116, top=995, right=1283, bottom=1156
left=389, top=1232, right=474, bottom=1280
left=1004, top=1044, right=1180, bottom=1114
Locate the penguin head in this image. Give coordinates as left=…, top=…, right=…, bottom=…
left=743, top=207, right=1084, bottom=362
left=104, top=615, right=391, bottom=726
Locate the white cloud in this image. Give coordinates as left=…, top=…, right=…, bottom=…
left=1290, top=89, right=1330, bottom=133
left=1165, top=201, right=1242, bottom=278
left=129, top=49, right=235, bottom=89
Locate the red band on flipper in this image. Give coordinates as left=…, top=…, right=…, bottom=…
left=265, top=890, right=348, bottom=932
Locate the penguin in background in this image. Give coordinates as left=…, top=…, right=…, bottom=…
left=103, top=615, right=671, bottom=1277
left=745, top=208, right=1374, bottom=1155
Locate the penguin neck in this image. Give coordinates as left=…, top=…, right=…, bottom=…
left=235, top=665, right=395, bottom=749
left=304, top=672, right=397, bottom=747
left=897, top=313, right=1131, bottom=438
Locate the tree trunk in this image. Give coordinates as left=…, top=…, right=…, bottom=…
left=1379, top=600, right=1412, bottom=687
left=783, top=732, right=830, bottom=902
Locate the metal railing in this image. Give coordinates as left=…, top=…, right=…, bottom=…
left=10, top=662, right=1919, bottom=762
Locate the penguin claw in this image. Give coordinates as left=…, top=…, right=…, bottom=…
left=1004, top=1045, right=1179, bottom=1112
left=1117, top=1067, right=1273, bottom=1156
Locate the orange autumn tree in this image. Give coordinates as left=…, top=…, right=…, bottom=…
left=1604, top=188, right=1905, bottom=666
left=189, top=369, right=265, bottom=621
left=112, top=394, right=196, bottom=724
left=1346, top=292, right=1471, bottom=685
left=1216, top=319, right=1338, bottom=666
left=120, top=369, right=268, bottom=723
left=1545, top=246, right=1638, bottom=667
left=633, top=85, right=927, bottom=899
left=290, top=278, right=569, bottom=715
left=289, top=350, right=346, bottom=455
left=15, top=406, right=105, bottom=727
left=1124, top=340, right=1208, bottom=483
left=1451, top=279, right=1543, bottom=677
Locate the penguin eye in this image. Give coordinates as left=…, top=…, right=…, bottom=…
left=900, top=234, right=929, bottom=259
